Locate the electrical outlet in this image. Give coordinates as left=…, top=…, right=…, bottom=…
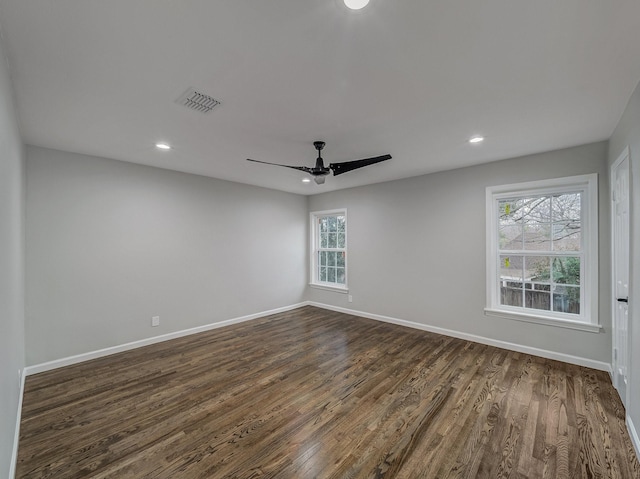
left=151, top=316, right=160, bottom=327
left=348, top=295, right=353, bottom=303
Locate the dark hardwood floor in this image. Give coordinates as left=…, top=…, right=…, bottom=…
left=16, top=306, right=640, bottom=478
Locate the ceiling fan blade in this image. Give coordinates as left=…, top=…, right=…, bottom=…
left=314, top=175, right=326, bottom=185
left=247, top=158, right=312, bottom=174
left=330, top=155, right=392, bottom=176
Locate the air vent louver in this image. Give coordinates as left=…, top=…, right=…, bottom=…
left=176, top=88, right=221, bottom=114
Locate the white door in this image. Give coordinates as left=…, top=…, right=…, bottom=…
left=612, top=148, right=630, bottom=407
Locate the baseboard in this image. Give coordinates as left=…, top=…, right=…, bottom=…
left=307, top=302, right=611, bottom=372
left=9, top=368, right=26, bottom=479
left=25, top=302, right=307, bottom=376
left=26, top=301, right=611, bottom=376
left=628, top=415, right=640, bottom=462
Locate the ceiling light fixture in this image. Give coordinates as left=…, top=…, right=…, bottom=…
left=302, top=178, right=312, bottom=183
left=155, top=142, right=171, bottom=150
left=469, top=136, right=484, bottom=144
left=344, top=0, right=370, bottom=9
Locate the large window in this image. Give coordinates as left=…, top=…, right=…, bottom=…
left=485, top=174, right=599, bottom=331
left=310, top=209, right=347, bottom=291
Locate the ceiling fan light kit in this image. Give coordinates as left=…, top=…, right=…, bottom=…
left=247, top=141, right=391, bottom=185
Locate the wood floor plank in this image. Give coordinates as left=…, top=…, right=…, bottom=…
left=16, top=306, right=640, bottom=478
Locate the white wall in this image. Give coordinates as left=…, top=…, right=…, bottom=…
left=0, top=26, right=26, bottom=478
left=26, top=146, right=308, bottom=365
left=306, top=142, right=611, bottom=363
left=609, top=80, right=640, bottom=447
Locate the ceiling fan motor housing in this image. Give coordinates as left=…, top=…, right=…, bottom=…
left=313, top=141, right=329, bottom=173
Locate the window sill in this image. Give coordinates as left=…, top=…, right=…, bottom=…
left=309, top=283, right=349, bottom=294
left=484, top=308, right=601, bottom=333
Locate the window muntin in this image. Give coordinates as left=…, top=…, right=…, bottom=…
left=486, top=175, right=598, bottom=329
left=311, top=210, right=347, bottom=290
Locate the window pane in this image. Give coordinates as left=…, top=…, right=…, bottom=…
left=337, top=252, right=345, bottom=268
left=337, top=216, right=345, bottom=232
left=327, top=252, right=336, bottom=267
left=525, top=290, right=550, bottom=311
left=525, top=256, right=550, bottom=283
left=552, top=257, right=580, bottom=285
left=552, top=193, right=581, bottom=222
left=552, top=223, right=581, bottom=251
left=328, top=233, right=337, bottom=248
left=499, top=199, right=524, bottom=225
left=522, top=197, right=551, bottom=224
left=318, top=251, right=325, bottom=267
left=327, top=267, right=336, bottom=283
left=319, top=217, right=328, bottom=233
left=501, top=284, right=523, bottom=307
left=328, top=216, right=337, bottom=232
left=337, top=232, right=345, bottom=249
left=500, top=255, right=523, bottom=281
left=500, top=255, right=523, bottom=307
left=499, top=224, right=522, bottom=250
left=553, top=285, right=580, bottom=314
left=523, top=224, right=551, bottom=251
left=336, top=268, right=345, bottom=284
left=320, top=233, right=328, bottom=248
left=319, top=267, right=327, bottom=282
left=524, top=256, right=551, bottom=311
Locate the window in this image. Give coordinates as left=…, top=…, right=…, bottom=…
left=485, top=174, right=599, bottom=331
left=310, top=209, right=347, bottom=291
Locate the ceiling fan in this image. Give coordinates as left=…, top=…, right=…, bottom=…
left=247, top=141, right=391, bottom=185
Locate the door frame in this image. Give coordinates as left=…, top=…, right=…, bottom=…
left=610, top=146, right=630, bottom=407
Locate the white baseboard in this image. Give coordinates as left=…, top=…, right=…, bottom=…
left=9, top=368, right=26, bottom=479
left=307, top=302, right=611, bottom=372
left=25, top=300, right=611, bottom=376
left=25, top=303, right=307, bottom=376
left=628, top=415, right=640, bottom=463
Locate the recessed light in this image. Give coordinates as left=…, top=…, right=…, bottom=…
left=344, top=0, right=370, bottom=9
left=302, top=178, right=312, bottom=183
left=469, top=136, right=484, bottom=144
left=155, top=142, right=171, bottom=150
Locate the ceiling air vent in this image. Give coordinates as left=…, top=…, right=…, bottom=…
left=176, top=88, right=221, bottom=114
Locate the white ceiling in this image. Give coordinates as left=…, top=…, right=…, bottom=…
left=1, top=0, right=639, bottom=195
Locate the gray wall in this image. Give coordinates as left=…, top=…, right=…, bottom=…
left=0, top=28, right=26, bottom=478
left=306, top=142, right=611, bottom=362
left=609, top=80, right=640, bottom=438
left=26, top=146, right=308, bottom=365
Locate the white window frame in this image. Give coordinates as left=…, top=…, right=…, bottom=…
left=310, top=209, right=348, bottom=293
left=485, top=174, right=600, bottom=332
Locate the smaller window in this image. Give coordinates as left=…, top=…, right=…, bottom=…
left=310, top=209, right=348, bottom=291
